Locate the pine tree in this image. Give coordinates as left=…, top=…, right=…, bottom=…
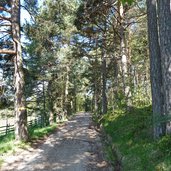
left=12, top=0, right=28, bottom=141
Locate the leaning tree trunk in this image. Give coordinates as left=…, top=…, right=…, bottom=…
left=146, top=0, right=164, bottom=138
left=157, top=0, right=171, bottom=134
left=12, top=0, right=28, bottom=141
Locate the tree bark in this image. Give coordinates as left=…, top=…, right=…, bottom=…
left=94, top=38, right=99, bottom=113
left=93, top=77, right=98, bottom=113
left=12, top=0, right=28, bottom=141
left=101, top=28, right=107, bottom=114
left=157, top=0, right=171, bottom=134
left=101, top=49, right=107, bottom=114
left=42, top=80, right=48, bottom=125
left=73, top=74, right=77, bottom=113
left=113, top=56, right=119, bottom=109
left=118, top=2, right=130, bottom=104
left=146, top=0, right=164, bottom=138
left=0, top=49, right=16, bottom=54
left=65, top=66, right=69, bottom=102
left=47, top=80, right=54, bottom=125
left=64, top=65, right=69, bottom=114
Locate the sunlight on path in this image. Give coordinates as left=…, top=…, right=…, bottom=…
left=1, top=113, right=112, bottom=171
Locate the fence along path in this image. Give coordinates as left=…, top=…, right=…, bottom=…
left=0, top=116, right=42, bottom=137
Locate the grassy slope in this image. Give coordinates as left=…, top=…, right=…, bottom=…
left=101, top=106, right=171, bottom=171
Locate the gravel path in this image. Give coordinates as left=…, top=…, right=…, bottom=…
left=1, top=112, right=112, bottom=171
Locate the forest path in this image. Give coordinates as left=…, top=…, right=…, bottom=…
left=1, top=112, right=112, bottom=171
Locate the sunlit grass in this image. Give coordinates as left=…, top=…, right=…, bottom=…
left=0, top=124, right=57, bottom=155
left=29, top=124, right=57, bottom=140
left=0, top=133, right=15, bottom=154
left=0, top=159, right=3, bottom=168
left=101, top=105, right=171, bottom=170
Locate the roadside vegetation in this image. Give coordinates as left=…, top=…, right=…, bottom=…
left=0, top=124, right=57, bottom=155
left=100, top=105, right=171, bottom=170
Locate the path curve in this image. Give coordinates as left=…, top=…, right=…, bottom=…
left=1, top=112, right=112, bottom=171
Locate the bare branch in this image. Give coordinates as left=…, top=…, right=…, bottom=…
left=0, top=15, right=11, bottom=22
left=0, top=24, right=12, bottom=27
left=0, top=49, right=16, bottom=55
left=0, top=7, right=11, bottom=14
left=0, top=30, right=11, bottom=34
left=0, top=33, right=9, bottom=40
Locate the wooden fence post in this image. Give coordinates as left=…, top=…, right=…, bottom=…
left=6, top=124, right=8, bottom=135
left=0, top=116, right=47, bottom=137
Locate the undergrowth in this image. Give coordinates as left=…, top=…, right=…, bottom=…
left=100, top=105, right=171, bottom=171
left=29, top=124, right=57, bottom=140
left=0, top=124, right=57, bottom=156
left=0, top=133, right=15, bottom=154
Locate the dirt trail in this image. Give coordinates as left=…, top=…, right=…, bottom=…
left=1, top=112, right=112, bottom=171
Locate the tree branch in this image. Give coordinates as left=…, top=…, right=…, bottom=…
left=0, top=33, right=9, bottom=40
left=0, top=7, right=11, bottom=14
left=0, top=30, right=11, bottom=34
left=0, top=49, right=16, bottom=54
left=0, top=24, right=12, bottom=27
left=0, top=15, right=11, bottom=22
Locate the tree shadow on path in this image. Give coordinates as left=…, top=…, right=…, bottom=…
left=1, top=113, right=112, bottom=171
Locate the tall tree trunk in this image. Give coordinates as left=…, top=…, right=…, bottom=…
left=113, top=56, right=119, bottom=109
left=65, top=66, right=69, bottom=103
left=118, top=2, right=129, bottom=103
left=42, top=80, right=47, bottom=125
left=157, top=0, right=171, bottom=134
left=101, top=28, right=107, bottom=114
left=47, top=80, right=54, bottom=125
left=112, top=25, right=119, bottom=110
left=94, top=37, right=99, bottom=113
left=73, top=75, right=77, bottom=113
left=94, top=79, right=98, bottom=113
left=101, top=50, right=107, bottom=114
left=64, top=65, right=70, bottom=115
left=12, top=0, right=28, bottom=141
left=146, top=0, right=164, bottom=138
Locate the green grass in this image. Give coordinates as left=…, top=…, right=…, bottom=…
left=29, top=124, right=57, bottom=140
left=0, top=159, right=3, bottom=168
left=101, top=105, right=171, bottom=171
left=0, top=124, right=57, bottom=156
left=0, top=133, right=15, bottom=154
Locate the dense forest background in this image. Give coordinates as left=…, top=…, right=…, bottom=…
left=1, top=0, right=171, bottom=170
